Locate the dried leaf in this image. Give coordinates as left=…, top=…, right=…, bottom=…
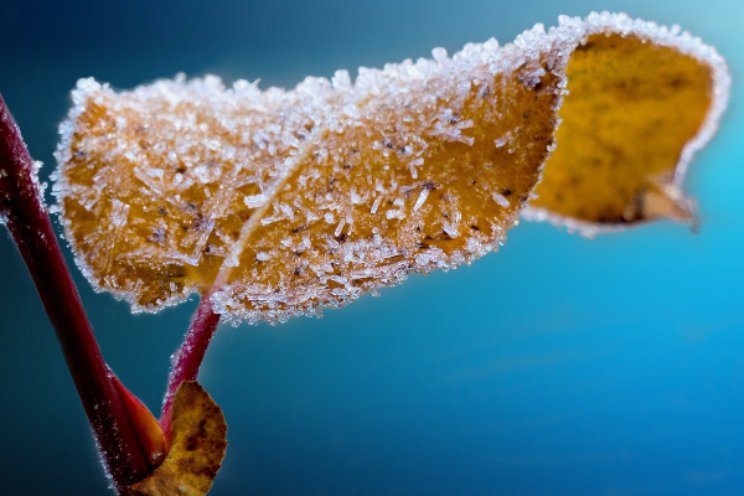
left=128, top=381, right=227, bottom=496
left=53, top=13, right=729, bottom=323
left=527, top=30, right=728, bottom=234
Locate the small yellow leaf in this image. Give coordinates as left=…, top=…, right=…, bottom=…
left=128, top=382, right=227, bottom=496
left=53, top=13, right=728, bottom=323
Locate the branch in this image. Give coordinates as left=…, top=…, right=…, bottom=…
left=160, top=295, right=221, bottom=436
left=0, top=94, right=150, bottom=492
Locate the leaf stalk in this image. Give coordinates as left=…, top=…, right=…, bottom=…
left=160, top=295, right=221, bottom=436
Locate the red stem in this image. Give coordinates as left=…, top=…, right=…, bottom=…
left=160, top=295, right=221, bottom=436
left=0, top=94, right=150, bottom=492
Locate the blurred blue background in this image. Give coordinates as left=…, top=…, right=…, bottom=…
left=1, top=1, right=742, bottom=494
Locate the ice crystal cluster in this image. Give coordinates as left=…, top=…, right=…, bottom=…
left=54, top=13, right=729, bottom=324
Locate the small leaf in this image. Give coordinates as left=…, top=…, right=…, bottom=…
left=53, top=13, right=728, bottom=323
left=128, top=381, right=227, bottom=496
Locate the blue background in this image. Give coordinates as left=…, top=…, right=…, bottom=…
left=1, top=1, right=742, bottom=494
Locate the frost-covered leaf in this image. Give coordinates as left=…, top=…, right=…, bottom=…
left=54, top=13, right=728, bottom=323
left=128, top=381, right=227, bottom=496
left=55, top=28, right=561, bottom=320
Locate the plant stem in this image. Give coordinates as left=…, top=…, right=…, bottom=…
left=161, top=295, right=221, bottom=436
left=0, top=94, right=150, bottom=492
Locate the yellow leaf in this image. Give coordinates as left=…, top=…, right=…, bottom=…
left=528, top=31, right=725, bottom=234
left=53, top=13, right=728, bottom=323
left=128, top=381, right=227, bottom=496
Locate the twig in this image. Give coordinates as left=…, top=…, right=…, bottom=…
left=0, top=94, right=150, bottom=492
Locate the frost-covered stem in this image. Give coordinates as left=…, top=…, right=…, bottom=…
left=161, top=295, right=221, bottom=435
left=0, top=94, right=150, bottom=492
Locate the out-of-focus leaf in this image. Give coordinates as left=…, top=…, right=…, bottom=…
left=528, top=32, right=723, bottom=234
left=128, top=381, right=227, bottom=496
left=54, top=13, right=728, bottom=323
